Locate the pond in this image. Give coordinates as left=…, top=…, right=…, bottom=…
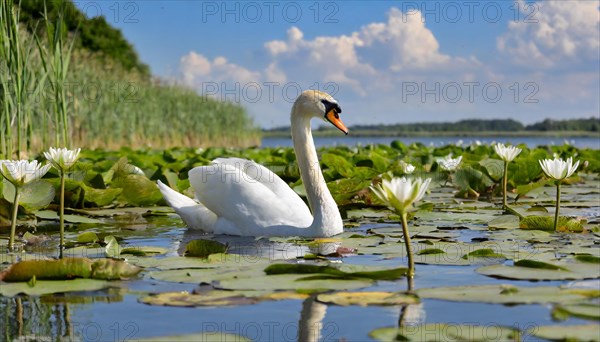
left=263, top=135, right=600, bottom=150
left=0, top=144, right=599, bottom=341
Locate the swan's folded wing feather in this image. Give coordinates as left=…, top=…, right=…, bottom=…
left=189, top=159, right=312, bottom=229
left=156, top=180, right=216, bottom=231
left=212, top=158, right=310, bottom=214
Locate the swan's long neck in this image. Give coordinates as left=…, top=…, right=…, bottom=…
left=291, top=107, right=343, bottom=235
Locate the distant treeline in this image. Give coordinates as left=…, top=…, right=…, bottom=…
left=18, top=0, right=150, bottom=76
left=352, top=118, right=600, bottom=132
left=266, top=118, right=600, bottom=133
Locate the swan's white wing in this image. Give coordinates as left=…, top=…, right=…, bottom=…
left=188, top=158, right=312, bottom=231
left=213, top=158, right=309, bottom=211
left=156, top=180, right=217, bottom=231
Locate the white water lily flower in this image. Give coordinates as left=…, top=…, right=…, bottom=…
left=437, top=154, right=463, bottom=171
left=494, top=143, right=522, bottom=162
left=399, top=161, right=415, bottom=174
left=0, top=160, right=51, bottom=186
left=370, top=177, right=431, bottom=213
left=539, top=157, right=580, bottom=180
left=43, top=147, right=81, bottom=171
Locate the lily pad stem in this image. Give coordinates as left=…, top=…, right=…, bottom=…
left=400, top=211, right=414, bottom=278
left=59, top=172, right=66, bottom=258
left=502, top=161, right=508, bottom=209
left=553, top=181, right=561, bottom=232
left=8, top=186, right=21, bottom=251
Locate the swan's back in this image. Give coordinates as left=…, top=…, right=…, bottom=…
left=188, top=158, right=312, bottom=233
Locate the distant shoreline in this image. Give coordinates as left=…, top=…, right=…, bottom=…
left=263, top=130, right=600, bottom=138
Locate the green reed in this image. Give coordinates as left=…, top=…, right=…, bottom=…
left=1, top=1, right=259, bottom=157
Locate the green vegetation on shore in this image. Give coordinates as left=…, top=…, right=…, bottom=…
left=1, top=0, right=259, bottom=159
left=19, top=0, right=150, bottom=76
left=265, top=118, right=600, bottom=138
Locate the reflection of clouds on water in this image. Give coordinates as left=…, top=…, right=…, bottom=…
left=397, top=303, right=427, bottom=327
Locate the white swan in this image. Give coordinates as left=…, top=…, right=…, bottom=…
left=157, top=90, right=348, bottom=237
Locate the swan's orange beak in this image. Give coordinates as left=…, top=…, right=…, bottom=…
left=325, top=109, right=349, bottom=135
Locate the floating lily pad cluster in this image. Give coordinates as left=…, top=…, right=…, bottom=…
left=0, top=142, right=598, bottom=341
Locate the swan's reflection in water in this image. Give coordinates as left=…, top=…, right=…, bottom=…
left=2, top=229, right=421, bottom=341
left=179, top=229, right=342, bottom=260
left=180, top=229, right=426, bottom=341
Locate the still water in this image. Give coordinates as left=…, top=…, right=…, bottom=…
left=262, top=135, right=600, bottom=149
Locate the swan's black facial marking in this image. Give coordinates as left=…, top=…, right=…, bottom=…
left=321, top=99, right=342, bottom=116
left=322, top=99, right=348, bottom=135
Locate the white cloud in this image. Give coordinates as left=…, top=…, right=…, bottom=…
left=261, top=7, right=471, bottom=95
left=180, top=52, right=260, bottom=87
left=497, top=1, right=600, bottom=67
left=176, top=4, right=598, bottom=128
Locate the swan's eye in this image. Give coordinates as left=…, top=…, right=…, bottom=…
left=321, top=99, right=341, bottom=115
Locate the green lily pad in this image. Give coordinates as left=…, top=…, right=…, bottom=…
left=36, top=210, right=103, bottom=224
left=488, top=215, right=520, bottom=229
left=476, top=261, right=600, bottom=280
left=120, top=246, right=168, bottom=256
left=0, top=279, right=110, bottom=297
left=104, top=236, right=122, bottom=258
left=215, top=273, right=373, bottom=292
left=148, top=267, right=265, bottom=284
left=0, top=258, right=141, bottom=282
left=131, top=254, right=271, bottom=270
left=370, top=324, right=520, bottom=342
left=462, top=248, right=506, bottom=260
left=3, top=179, right=55, bottom=210
left=263, top=264, right=407, bottom=281
left=417, top=248, right=445, bottom=255
left=416, top=284, right=599, bottom=304
left=520, top=215, right=584, bottom=232
left=76, top=232, right=100, bottom=244
left=575, top=254, right=600, bottom=263
left=316, top=291, right=419, bottom=306
left=552, top=303, right=600, bottom=321
left=527, top=324, right=600, bottom=342
left=184, top=239, right=228, bottom=258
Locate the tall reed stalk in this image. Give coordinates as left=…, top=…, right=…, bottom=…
left=38, top=1, right=74, bottom=148
left=0, top=0, right=49, bottom=158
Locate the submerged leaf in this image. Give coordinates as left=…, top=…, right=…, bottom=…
left=462, top=248, right=505, bottom=260
left=184, top=240, right=228, bottom=258
left=263, top=264, right=407, bottom=281
left=520, top=215, right=584, bottom=232
left=575, top=254, right=600, bottom=264
left=514, top=259, right=567, bottom=270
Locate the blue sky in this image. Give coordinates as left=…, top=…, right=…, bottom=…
left=76, top=1, right=599, bottom=128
